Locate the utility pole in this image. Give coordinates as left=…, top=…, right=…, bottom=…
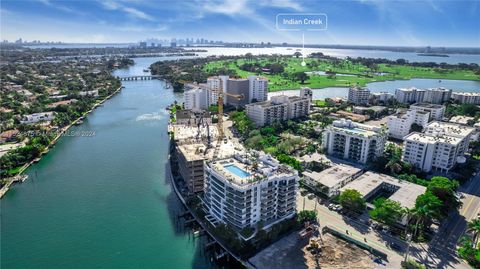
left=404, top=233, right=412, bottom=263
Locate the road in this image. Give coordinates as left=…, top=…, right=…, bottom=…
left=298, top=183, right=478, bottom=269
left=414, top=172, right=480, bottom=269
left=297, top=193, right=406, bottom=267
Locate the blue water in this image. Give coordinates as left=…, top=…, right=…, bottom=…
left=224, top=164, right=251, bottom=178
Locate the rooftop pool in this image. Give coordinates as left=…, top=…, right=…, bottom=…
left=224, top=164, right=251, bottom=178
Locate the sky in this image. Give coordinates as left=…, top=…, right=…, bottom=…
left=1, top=0, right=479, bottom=47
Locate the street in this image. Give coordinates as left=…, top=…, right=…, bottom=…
left=297, top=178, right=479, bottom=269
left=414, top=172, right=480, bottom=268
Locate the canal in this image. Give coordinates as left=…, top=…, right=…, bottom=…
left=1, top=57, right=216, bottom=269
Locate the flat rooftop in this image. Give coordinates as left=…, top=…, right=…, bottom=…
left=340, top=172, right=426, bottom=209
left=303, top=164, right=362, bottom=188
left=404, top=132, right=462, bottom=145
left=426, top=121, right=475, bottom=138
left=208, top=154, right=296, bottom=187
left=411, top=103, right=445, bottom=109
left=449, top=116, right=475, bottom=125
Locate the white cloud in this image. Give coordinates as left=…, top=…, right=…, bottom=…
left=100, top=0, right=155, bottom=21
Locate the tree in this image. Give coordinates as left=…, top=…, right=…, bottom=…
left=385, top=158, right=403, bottom=175
left=293, top=51, right=302, bottom=58
left=339, top=189, right=366, bottom=213
left=457, top=236, right=480, bottom=268
left=294, top=72, right=308, bottom=84
left=297, top=210, right=317, bottom=223
left=369, top=198, right=405, bottom=226
left=467, top=218, right=480, bottom=248
left=409, top=123, right=423, bottom=133
left=411, top=192, right=443, bottom=238
left=427, top=176, right=461, bottom=215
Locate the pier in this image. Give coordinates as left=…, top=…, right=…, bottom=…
left=117, top=75, right=161, bottom=81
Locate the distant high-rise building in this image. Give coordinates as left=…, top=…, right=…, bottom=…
left=347, top=87, right=370, bottom=105
left=451, top=92, right=480, bottom=105
left=322, top=119, right=386, bottom=164
left=184, top=86, right=209, bottom=111
left=207, top=75, right=229, bottom=105
left=402, top=122, right=474, bottom=172
left=248, top=76, right=268, bottom=102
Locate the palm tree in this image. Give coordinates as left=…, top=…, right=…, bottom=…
left=410, top=206, right=433, bottom=238
left=467, top=218, right=480, bottom=248
left=411, top=193, right=443, bottom=238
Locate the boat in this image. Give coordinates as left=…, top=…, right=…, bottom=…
left=75, top=120, right=83, bottom=125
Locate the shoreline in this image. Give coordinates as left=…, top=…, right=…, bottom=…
left=0, top=85, right=123, bottom=199
left=167, top=141, right=254, bottom=268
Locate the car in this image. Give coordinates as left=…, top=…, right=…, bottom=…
left=307, top=194, right=316, bottom=200
left=388, top=242, right=402, bottom=251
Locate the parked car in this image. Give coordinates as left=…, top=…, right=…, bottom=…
left=389, top=242, right=402, bottom=251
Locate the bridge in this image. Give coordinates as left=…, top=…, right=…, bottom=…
left=117, top=75, right=161, bottom=81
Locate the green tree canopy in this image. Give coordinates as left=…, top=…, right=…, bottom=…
left=369, top=198, right=405, bottom=226
left=339, top=189, right=366, bottom=213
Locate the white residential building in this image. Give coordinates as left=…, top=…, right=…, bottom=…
left=451, top=92, right=480, bottom=105
left=387, top=109, right=430, bottom=139
left=204, top=153, right=298, bottom=230
left=207, top=75, right=229, bottom=105
left=322, top=119, right=387, bottom=164
left=245, top=95, right=310, bottom=127
left=79, top=89, right=99, bottom=97
left=422, top=88, right=452, bottom=104
left=184, top=86, right=209, bottom=111
left=248, top=76, right=268, bottom=102
left=20, top=112, right=55, bottom=124
left=370, top=92, right=394, bottom=104
left=395, top=87, right=426, bottom=104
left=348, top=87, right=370, bottom=105
left=410, top=103, right=445, bottom=121
left=402, top=121, right=474, bottom=172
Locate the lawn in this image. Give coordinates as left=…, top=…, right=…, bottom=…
left=203, top=57, right=480, bottom=91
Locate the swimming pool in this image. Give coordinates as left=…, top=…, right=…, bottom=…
left=223, top=164, right=251, bottom=178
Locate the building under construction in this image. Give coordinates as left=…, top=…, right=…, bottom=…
left=169, top=116, right=237, bottom=194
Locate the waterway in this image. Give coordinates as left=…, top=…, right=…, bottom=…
left=1, top=57, right=216, bottom=269
left=27, top=44, right=480, bottom=64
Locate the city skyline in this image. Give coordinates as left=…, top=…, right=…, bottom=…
left=1, top=0, right=479, bottom=47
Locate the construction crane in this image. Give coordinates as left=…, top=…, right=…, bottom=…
left=214, top=82, right=243, bottom=157
left=176, top=79, right=243, bottom=157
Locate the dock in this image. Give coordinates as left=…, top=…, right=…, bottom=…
left=167, top=148, right=254, bottom=268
